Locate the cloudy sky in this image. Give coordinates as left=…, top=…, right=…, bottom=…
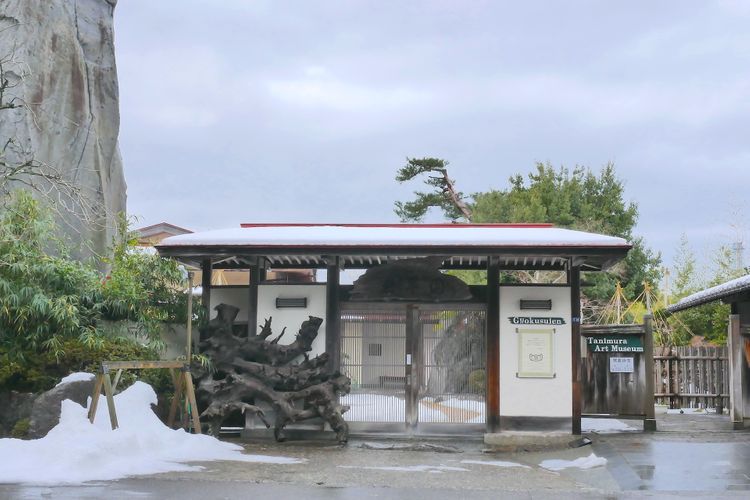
left=114, top=1, right=750, bottom=275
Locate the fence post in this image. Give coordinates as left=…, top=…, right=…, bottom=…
left=728, top=314, right=745, bottom=429
left=643, top=315, right=656, bottom=431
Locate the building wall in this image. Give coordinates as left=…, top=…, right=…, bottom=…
left=210, top=284, right=328, bottom=358
left=257, top=284, right=327, bottom=358
left=211, top=288, right=250, bottom=322
left=499, top=286, right=572, bottom=420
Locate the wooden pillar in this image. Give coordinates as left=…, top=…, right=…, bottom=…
left=728, top=312, right=745, bottom=429
left=486, top=258, right=500, bottom=432
left=325, top=259, right=341, bottom=372
left=201, top=258, right=212, bottom=318
left=570, top=266, right=582, bottom=435
left=247, top=264, right=260, bottom=336
left=642, top=314, right=657, bottom=431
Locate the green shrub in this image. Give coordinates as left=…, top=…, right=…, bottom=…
left=11, top=418, right=30, bottom=439
left=468, top=369, right=486, bottom=393
left=0, top=192, right=194, bottom=399
left=0, top=193, right=187, bottom=362
left=0, top=192, right=102, bottom=360
left=0, top=337, right=159, bottom=393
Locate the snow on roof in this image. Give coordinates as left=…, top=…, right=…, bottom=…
left=135, top=222, right=193, bottom=238
left=157, top=223, right=629, bottom=249
left=668, top=273, right=750, bottom=313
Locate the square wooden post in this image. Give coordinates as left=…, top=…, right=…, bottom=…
left=570, top=266, right=582, bottom=435
left=642, top=314, right=657, bottom=431
left=247, top=264, right=260, bottom=337
left=201, top=258, right=212, bottom=335
left=183, top=366, right=202, bottom=433
left=486, top=258, right=500, bottom=432
left=728, top=313, right=745, bottom=429
left=87, top=375, right=104, bottom=423
left=325, top=258, right=341, bottom=373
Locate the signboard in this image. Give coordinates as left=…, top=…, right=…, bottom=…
left=586, top=335, right=643, bottom=353
left=508, top=316, right=566, bottom=326
left=517, top=328, right=555, bottom=378
left=609, top=357, right=634, bottom=373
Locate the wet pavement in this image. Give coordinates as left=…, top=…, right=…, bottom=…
left=2, top=412, right=750, bottom=499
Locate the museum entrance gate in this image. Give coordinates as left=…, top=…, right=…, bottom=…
left=340, top=303, right=487, bottom=434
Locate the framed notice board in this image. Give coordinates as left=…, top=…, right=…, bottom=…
left=517, top=327, right=555, bottom=378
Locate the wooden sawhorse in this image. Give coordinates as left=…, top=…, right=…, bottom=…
left=87, top=360, right=201, bottom=434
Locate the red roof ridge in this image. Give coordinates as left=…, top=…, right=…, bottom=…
left=239, top=222, right=555, bottom=229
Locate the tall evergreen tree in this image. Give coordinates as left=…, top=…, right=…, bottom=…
left=394, top=159, right=661, bottom=315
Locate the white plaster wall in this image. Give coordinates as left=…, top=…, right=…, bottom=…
left=210, top=288, right=250, bottom=322
left=499, top=286, right=572, bottom=418
left=257, top=284, right=328, bottom=358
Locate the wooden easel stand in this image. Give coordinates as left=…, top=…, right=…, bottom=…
left=87, top=360, right=201, bottom=434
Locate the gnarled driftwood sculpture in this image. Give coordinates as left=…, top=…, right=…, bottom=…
left=196, top=307, right=350, bottom=443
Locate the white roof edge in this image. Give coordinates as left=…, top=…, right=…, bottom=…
left=668, top=274, right=750, bottom=312
left=157, top=225, right=630, bottom=248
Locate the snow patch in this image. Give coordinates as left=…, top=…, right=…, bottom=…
left=55, top=372, right=96, bottom=387
left=581, top=418, right=638, bottom=433
left=460, top=459, right=529, bottom=469
left=339, top=464, right=469, bottom=474
left=666, top=407, right=718, bottom=415
left=539, top=453, right=607, bottom=471
left=0, top=381, right=302, bottom=485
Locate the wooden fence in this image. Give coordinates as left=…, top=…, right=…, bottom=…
left=653, top=345, right=729, bottom=411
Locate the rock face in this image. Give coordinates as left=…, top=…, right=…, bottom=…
left=0, top=0, right=126, bottom=260
left=28, top=378, right=95, bottom=438
left=0, top=391, right=36, bottom=437
left=350, top=257, right=473, bottom=302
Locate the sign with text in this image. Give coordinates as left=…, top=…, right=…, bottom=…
left=609, top=357, right=635, bottom=373
left=586, top=335, right=643, bottom=353
left=508, top=316, right=566, bottom=326
left=517, top=328, right=555, bottom=378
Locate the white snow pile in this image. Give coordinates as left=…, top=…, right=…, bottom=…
left=460, top=459, right=530, bottom=469
left=54, top=372, right=95, bottom=387
left=339, top=464, right=469, bottom=474
left=581, top=417, right=638, bottom=433
left=0, top=381, right=302, bottom=485
left=539, top=453, right=607, bottom=471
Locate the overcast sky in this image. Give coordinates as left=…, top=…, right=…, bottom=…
left=114, top=1, right=750, bottom=277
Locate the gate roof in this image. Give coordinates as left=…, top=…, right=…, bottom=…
left=668, top=273, right=750, bottom=312
left=156, top=223, right=631, bottom=271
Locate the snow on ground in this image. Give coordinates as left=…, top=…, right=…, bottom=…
left=342, top=393, right=485, bottom=423
left=667, top=407, right=720, bottom=415
left=581, top=418, right=638, bottom=433
left=339, top=464, right=469, bottom=474
left=342, top=393, right=408, bottom=422
left=55, top=372, right=95, bottom=387
left=539, top=453, right=607, bottom=471
left=0, top=381, right=302, bottom=485
left=461, top=459, right=529, bottom=469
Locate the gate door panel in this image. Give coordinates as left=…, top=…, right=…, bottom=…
left=340, top=303, right=486, bottom=433
left=340, top=304, right=408, bottom=429
left=416, top=306, right=487, bottom=428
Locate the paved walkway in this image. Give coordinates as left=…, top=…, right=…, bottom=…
left=2, top=412, right=749, bottom=499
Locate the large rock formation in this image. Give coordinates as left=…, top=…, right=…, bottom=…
left=350, top=257, right=473, bottom=302
left=0, top=0, right=125, bottom=260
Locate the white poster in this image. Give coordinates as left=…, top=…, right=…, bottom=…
left=517, top=328, right=555, bottom=378
left=609, top=357, right=634, bottom=373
